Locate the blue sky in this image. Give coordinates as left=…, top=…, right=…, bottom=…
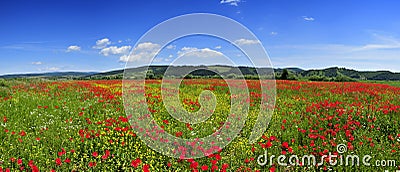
left=1, top=0, right=400, bottom=74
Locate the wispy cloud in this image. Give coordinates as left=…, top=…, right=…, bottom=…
left=234, top=38, right=260, bottom=45
left=357, top=44, right=400, bottom=51
left=302, top=16, right=315, bottom=21
left=120, top=42, right=160, bottom=62
left=267, top=33, right=400, bottom=71
left=1, top=43, right=60, bottom=52
left=38, top=67, right=60, bottom=72
left=100, top=46, right=131, bottom=56
left=31, top=61, right=43, bottom=65
left=166, top=45, right=176, bottom=49
left=270, top=34, right=400, bottom=52
left=355, top=34, right=400, bottom=51
left=270, top=32, right=278, bottom=36
left=177, top=47, right=224, bottom=58
left=66, top=45, right=81, bottom=52
left=93, top=38, right=111, bottom=49
left=220, top=0, right=241, bottom=6
left=47, top=67, right=60, bottom=71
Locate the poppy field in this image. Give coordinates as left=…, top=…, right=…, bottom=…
left=0, top=79, right=399, bottom=171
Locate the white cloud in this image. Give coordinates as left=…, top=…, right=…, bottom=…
left=270, top=32, right=278, bottom=36
left=32, top=61, right=42, bottom=65
left=215, top=45, right=222, bottom=49
left=262, top=33, right=400, bottom=71
left=166, top=45, right=176, bottom=49
left=177, top=47, right=224, bottom=58
left=220, top=0, right=241, bottom=6
left=38, top=67, right=60, bottom=72
left=48, top=67, right=60, bottom=71
left=100, top=46, right=131, bottom=56
left=357, top=44, right=400, bottom=51
left=120, top=42, right=161, bottom=62
left=66, top=45, right=81, bottom=52
left=303, top=16, right=315, bottom=21
left=93, top=38, right=111, bottom=49
left=119, top=55, right=130, bottom=62
left=356, top=34, right=400, bottom=51
left=234, top=38, right=260, bottom=45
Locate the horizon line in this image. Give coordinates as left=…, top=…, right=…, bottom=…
left=1, top=65, right=400, bottom=77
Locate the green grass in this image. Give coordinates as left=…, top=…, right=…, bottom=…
left=361, top=80, right=400, bottom=87
left=0, top=79, right=399, bottom=171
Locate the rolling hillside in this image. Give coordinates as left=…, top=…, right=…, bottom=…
left=1, top=66, right=399, bottom=81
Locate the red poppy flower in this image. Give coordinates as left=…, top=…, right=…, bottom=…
left=215, top=154, right=221, bottom=161
left=55, top=158, right=62, bottom=166
left=143, top=164, right=150, bottom=172
left=92, top=152, right=98, bottom=158
left=260, top=141, right=273, bottom=149
left=282, top=142, right=289, bottom=149
left=221, top=163, right=229, bottom=169
left=131, top=158, right=141, bottom=168
left=190, top=161, right=199, bottom=169
left=88, top=162, right=96, bottom=168
left=163, top=119, right=169, bottom=124
left=175, top=131, right=183, bottom=137
left=201, top=165, right=208, bottom=171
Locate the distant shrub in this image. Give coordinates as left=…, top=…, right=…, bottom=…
left=334, top=76, right=355, bottom=82
left=0, top=87, right=9, bottom=97
left=0, top=79, right=7, bottom=87
left=308, top=76, right=326, bottom=81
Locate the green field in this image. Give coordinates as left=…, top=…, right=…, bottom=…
left=0, top=79, right=399, bottom=171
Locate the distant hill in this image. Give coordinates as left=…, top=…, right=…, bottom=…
left=1, top=66, right=399, bottom=81
left=296, top=67, right=400, bottom=81
left=86, top=65, right=276, bottom=80
left=275, top=67, right=305, bottom=74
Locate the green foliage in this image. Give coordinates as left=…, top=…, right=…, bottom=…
left=0, top=80, right=10, bottom=97
left=280, top=69, right=289, bottom=80
left=0, top=88, right=8, bottom=97
left=2, top=66, right=400, bottom=81
left=333, top=75, right=356, bottom=82
left=0, top=79, right=7, bottom=87
left=0, top=80, right=399, bottom=171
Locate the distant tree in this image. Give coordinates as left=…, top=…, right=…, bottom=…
left=146, top=70, right=155, bottom=79
left=226, top=74, right=236, bottom=79
left=0, top=80, right=6, bottom=87
left=281, top=69, right=289, bottom=80
left=184, top=74, right=193, bottom=79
